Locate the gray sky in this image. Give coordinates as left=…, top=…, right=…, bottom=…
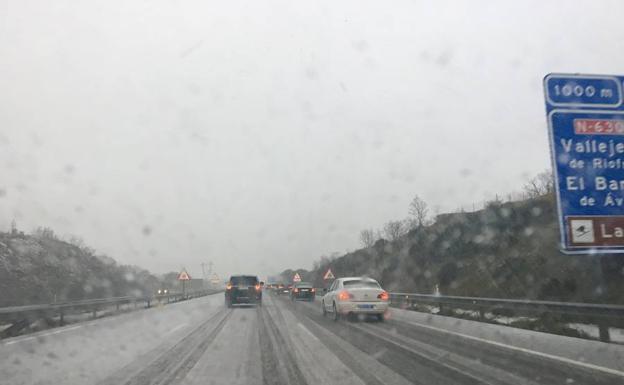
left=1, top=0, right=622, bottom=278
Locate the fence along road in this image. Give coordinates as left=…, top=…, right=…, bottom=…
left=387, top=292, right=624, bottom=342
left=0, top=290, right=219, bottom=338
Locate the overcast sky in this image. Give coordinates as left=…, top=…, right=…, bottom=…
left=1, top=0, right=622, bottom=278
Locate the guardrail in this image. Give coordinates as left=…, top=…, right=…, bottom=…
left=0, top=289, right=222, bottom=338
left=388, top=292, right=624, bottom=342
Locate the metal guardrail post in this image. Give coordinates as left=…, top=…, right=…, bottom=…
left=598, top=322, right=610, bottom=342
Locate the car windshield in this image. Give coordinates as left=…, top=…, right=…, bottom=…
left=3, top=2, right=623, bottom=385
left=343, top=280, right=381, bottom=289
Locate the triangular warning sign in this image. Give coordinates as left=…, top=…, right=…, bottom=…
left=177, top=270, right=191, bottom=281
left=293, top=273, right=302, bottom=282
left=323, top=269, right=335, bottom=280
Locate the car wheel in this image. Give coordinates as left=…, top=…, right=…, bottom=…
left=333, top=303, right=340, bottom=322
left=321, top=300, right=327, bottom=317
left=377, top=313, right=384, bottom=322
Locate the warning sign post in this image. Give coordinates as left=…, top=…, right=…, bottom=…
left=178, top=269, right=191, bottom=297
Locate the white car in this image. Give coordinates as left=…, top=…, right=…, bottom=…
left=321, top=277, right=390, bottom=321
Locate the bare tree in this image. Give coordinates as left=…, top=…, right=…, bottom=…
left=523, top=170, right=554, bottom=198
left=359, top=229, right=376, bottom=248
left=408, top=195, right=429, bottom=229
left=383, top=220, right=406, bottom=242
left=32, top=226, right=58, bottom=240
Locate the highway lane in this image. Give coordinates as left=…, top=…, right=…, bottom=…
left=1, top=292, right=623, bottom=385
left=288, top=297, right=624, bottom=385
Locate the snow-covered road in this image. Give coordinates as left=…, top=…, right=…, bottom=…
left=1, top=293, right=623, bottom=385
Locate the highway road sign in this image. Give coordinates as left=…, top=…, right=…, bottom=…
left=323, top=269, right=335, bottom=280
left=544, top=73, right=624, bottom=253
left=292, top=273, right=301, bottom=282
left=177, top=269, right=191, bottom=281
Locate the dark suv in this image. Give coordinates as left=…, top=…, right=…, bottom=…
left=225, top=275, right=263, bottom=307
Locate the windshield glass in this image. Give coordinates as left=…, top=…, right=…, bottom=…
left=2, top=2, right=623, bottom=385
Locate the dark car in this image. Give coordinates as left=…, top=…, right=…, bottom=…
left=290, top=282, right=316, bottom=301
left=274, top=283, right=290, bottom=295
left=225, top=275, right=263, bottom=307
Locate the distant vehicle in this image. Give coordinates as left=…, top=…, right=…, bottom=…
left=156, top=288, right=169, bottom=295
left=321, top=277, right=389, bottom=321
left=290, top=282, right=315, bottom=301
left=225, top=275, right=263, bottom=307
left=275, top=283, right=290, bottom=295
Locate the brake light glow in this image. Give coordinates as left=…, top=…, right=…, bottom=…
left=337, top=290, right=353, bottom=301
left=311, top=288, right=315, bottom=293
left=226, top=283, right=232, bottom=290
left=255, top=284, right=261, bottom=291
left=377, top=291, right=389, bottom=301
left=294, top=288, right=299, bottom=293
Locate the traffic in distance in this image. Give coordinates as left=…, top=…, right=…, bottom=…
left=265, top=276, right=390, bottom=320
left=3, top=2, right=624, bottom=385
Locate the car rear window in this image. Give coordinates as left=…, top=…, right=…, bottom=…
left=295, top=282, right=312, bottom=288
left=343, top=280, right=380, bottom=289
left=230, top=276, right=258, bottom=285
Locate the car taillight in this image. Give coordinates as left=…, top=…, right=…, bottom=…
left=337, top=290, right=353, bottom=301
left=226, top=283, right=232, bottom=290
left=294, top=288, right=299, bottom=293
left=255, top=284, right=261, bottom=291
left=311, top=288, right=315, bottom=293
left=377, top=291, right=389, bottom=301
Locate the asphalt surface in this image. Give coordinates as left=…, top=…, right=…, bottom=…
left=1, top=292, right=623, bottom=385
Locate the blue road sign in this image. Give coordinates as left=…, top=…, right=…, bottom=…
left=545, top=73, right=624, bottom=253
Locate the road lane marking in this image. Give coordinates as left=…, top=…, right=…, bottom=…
left=4, top=336, right=36, bottom=345
left=3, top=325, right=83, bottom=345
left=349, top=322, right=497, bottom=385
left=164, top=323, right=188, bottom=336
left=297, top=322, right=320, bottom=342
left=397, top=319, right=624, bottom=378
left=49, top=325, right=82, bottom=334
left=360, top=322, right=541, bottom=385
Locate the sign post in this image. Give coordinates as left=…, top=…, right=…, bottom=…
left=323, top=268, right=335, bottom=280
left=293, top=273, right=302, bottom=283
left=544, top=73, right=624, bottom=253
left=177, top=269, right=191, bottom=298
